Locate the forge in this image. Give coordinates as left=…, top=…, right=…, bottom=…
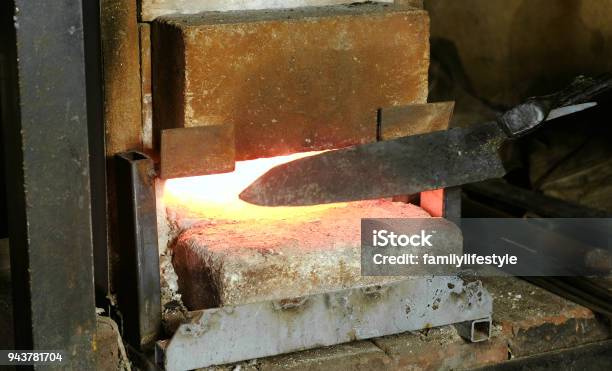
left=162, top=152, right=434, bottom=309
left=144, top=3, right=492, bottom=369
left=154, top=144, right=490, bottom=371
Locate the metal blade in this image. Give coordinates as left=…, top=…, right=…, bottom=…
left=546, top=102, right=597, bottom=121
left=239, top=121, right=508, bottom=206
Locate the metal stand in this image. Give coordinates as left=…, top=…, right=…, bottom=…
left=156, top=276, right=492, bottom=371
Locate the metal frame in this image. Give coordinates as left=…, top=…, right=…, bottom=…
left=83, top=0, right=112, bottom=309
left=1, top=0, right=99, bottom=366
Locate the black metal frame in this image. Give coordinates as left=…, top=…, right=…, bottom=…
left=0, top=0, right=102, bottom=366
left=0, top=94, right=6, bottom=238
left=115, top=151, right=162, bottom=350
left=83, top=0, right=112, bottom=310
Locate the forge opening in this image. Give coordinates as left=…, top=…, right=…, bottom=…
left=160, top=151, right=438, bottom=310
left=162, top=151, right=344, bottom=222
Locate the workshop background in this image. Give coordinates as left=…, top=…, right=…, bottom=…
left=426, top=0, right=612, bottom=213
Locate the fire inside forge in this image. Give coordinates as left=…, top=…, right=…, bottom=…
left=161, top=152, right=439, bottom=310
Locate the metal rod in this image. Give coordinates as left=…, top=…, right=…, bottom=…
left=115, top=151, right=162, bottom=349
left=1, top=0, right=96, bottom=366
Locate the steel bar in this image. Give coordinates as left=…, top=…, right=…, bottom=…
left=0, top=0, right=96, bottom=367
left=115, top=151, right=162, bottom=349
left=157, top=277, right=492, bottom=370
left=83, top=0, right=111, bottom=308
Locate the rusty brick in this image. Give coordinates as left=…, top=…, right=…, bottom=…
left=160, top=124, right=235, bottom=179
left=140, top=0, right=395, bottom=22
left=151, top=18, right=185, bottom=155
left=196, top=341, right=390, bottom=371
left=256, top=341, right=392, bottom=371
left=372, top=326, right=508, bottom=370
left=379, top=102, right=454, bottom=140
left=483, top=277, right=612, bottom=358
left=152, top=3, right=429, bottom=160
left=167, top=200, right=429, bottom=310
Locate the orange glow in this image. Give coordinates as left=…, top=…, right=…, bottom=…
left=163, top=151, right=345, bottom=221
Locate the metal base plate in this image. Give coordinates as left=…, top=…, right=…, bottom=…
left=157, top=276, right=492, bottom=370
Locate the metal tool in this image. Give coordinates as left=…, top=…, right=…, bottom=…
left=240, top=75, right=611, bottom=206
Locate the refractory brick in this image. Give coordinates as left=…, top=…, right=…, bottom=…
left=152, top=3, right=429, bottom=160
left=168, top=200, right=432, bottom=310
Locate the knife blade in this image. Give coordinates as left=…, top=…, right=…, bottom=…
left=240, top=75, right=610, bottom=206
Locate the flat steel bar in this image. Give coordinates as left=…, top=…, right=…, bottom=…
left=83, top=0, right=111, bottom=308
left=1, top=0, right=96, bottom=367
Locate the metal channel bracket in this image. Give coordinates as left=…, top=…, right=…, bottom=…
left=156, top=276, right=492, bottom=370
left=115, top=151, right=162, bottom=349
